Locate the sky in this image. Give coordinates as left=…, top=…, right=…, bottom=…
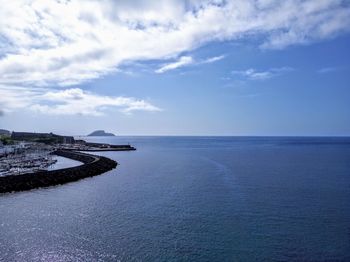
left=0, top=0, right=349, bottom=136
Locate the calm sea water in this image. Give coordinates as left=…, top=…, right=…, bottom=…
left=49, top=156, right=82, bottom=170
left=0, top=136, right=350, bottom=261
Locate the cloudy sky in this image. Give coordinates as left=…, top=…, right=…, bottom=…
left=0, top=0, right=349, bottom=135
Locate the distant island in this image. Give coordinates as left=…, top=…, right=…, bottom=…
left=87, top=130, right=115, bottom=136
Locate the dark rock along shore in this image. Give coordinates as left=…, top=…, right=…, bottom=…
left=0, top=150, right=117, bottom=194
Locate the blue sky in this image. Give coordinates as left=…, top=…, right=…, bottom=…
left=0, top=0, right=349, bottom=136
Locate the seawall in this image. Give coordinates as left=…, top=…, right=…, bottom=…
left=0, top=150, right=117, bottom=194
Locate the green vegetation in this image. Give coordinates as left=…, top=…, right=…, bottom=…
left=0, top=135, right=14, bottom=145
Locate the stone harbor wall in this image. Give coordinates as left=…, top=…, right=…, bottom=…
left=0, top=150, right=117, bottom=194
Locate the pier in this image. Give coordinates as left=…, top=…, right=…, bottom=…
left=0, top=150, right=117, bottom=194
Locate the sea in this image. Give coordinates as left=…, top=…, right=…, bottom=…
left=0, top=136, right=350, bottom=261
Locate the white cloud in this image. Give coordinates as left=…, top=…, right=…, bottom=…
left=0, top=0, right=349, bottom=87
left=0, top=86, right=43, bottom=111
left=0, top=86, right=161, bottom=116
left=155, top=54, right=225, bottom=73
left=155, top=56, right=194, bottom=73
left=0, top=1, right=349, bottom=114
left=201, top=55, right=226, bottom=64
left=317, top=67, right=338, bottom=73
left=232, top=67, right=293, bottom=80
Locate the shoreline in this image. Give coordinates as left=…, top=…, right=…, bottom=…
left=0, top=150, right=117, bottom=194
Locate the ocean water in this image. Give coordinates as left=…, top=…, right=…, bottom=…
left=49, top=156, right=82, bottom=170
left=0, top=136, right=350, bottom=261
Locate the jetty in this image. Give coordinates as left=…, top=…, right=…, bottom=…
left=0, top=150, right=117, bottom=194
left=59, top=142, right=136, bottom=152
left=0, top=130, right=137, bottom=193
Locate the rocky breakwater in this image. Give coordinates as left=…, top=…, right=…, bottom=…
left=0, top=150, right=117, bottom=194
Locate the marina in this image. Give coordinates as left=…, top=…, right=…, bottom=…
left=0, top=143, right=55, bottom=177
left=0, top=150, right=118, bottom=193
left=0, top=131, right=136, bottom=177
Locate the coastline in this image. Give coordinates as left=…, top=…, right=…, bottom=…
left=0, top=150, right=117, bottom=194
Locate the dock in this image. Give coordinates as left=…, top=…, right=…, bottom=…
left=0, top=150, right=118, bottom=193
